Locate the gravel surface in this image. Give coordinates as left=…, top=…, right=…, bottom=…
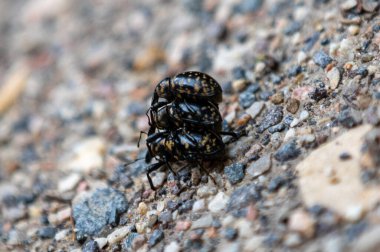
left=0, top=0, right=380, bottom=251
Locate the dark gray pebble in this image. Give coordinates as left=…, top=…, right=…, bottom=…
left=284, top=21, right=302, bottom=36
left=224, top=227, right=238, bottom=240
left=338, top=109, right=362, bottom=128
left=313, top=50, right=332, bottom=68
left=268, top=176, right=287, bottom=192
left=38, top=226, right=57, bottom=239
left=148, top=229, right=164, bottom=247
left=72, top=188, right=128, bottom=239
left=309, top=87, right=328, bottom=101
left=83, top=240, right=100, bottom=252
left=283, top=115, right=294, bottom=126
left=303, top=32, right=320, bottom=51
left=274, top=140, right=301, bottom=162
left=257, top=106, right=283, bottom=133
left=288, top=65, right=303, bottom=78
left=123, top=233, right=139, bottom=250
left=224, top=163, right=245, bottom=185
left=268, top=123, right=286, bottom=133
left=158, top=211, right=172, bottom=225
left=227, top=184, right=261, bottom=212
left=239, top=91, right=257, bottom=109
left=232, top=66, right=246, bottom=80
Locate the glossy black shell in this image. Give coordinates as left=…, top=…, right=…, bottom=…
left=146, top=129, right=225, bottom=163
left=150, top=100, right=223, bottom=132
left=153, top=71, right=223, bottom=105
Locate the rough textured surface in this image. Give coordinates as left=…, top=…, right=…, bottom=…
left=297, top=125, right=380, bottom=220
left=1, top=0, right=380, bottom=251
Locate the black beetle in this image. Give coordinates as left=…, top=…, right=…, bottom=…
left=151, top=71, right=223, bottom=107
left=145, top=128, right=225, bottom=190
left=148, top=100, right=223, bottom=133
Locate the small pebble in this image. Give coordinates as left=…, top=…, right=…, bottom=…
left=175, top=221, right=192, bottom=231
left=94, top=237, right=108, bottom=249
left=313, top=50, right=333, bottom=69
left=54, top=229, right=69, bottom=241
left=286, top=98, right=300, bottom=114
left=227, top=184, right=261, bottom=212
left=271, top=92, right=284, bottom=104
left=148, top=229, right=164, bottom=247
left=197, top=185, right=217, bottom=198
left=245, top=101, right=265, bottom=119
left=192, top=199, right=206, bottom=212
left=284, top=128, right=296, bottom=141
left=38, top=226, right=57, bottom=239
left=339, top=152, right=352, bottom=160
left=283, top=233, right=303, bottom=247
left=288, top=209, right=315, bottom=238
left=82, top=240, right=99, bottom=252
left=224, top=227, right=238, bottom=240
left=107, top=226, right=130, bottom=244
left=326, top=67, right=341, bottom=90
left=208, top=192, right=229, bottom=213
left=274, top=140, right=301, bottom=162
left=340, top=0, right=357, bottom=11
left=348, top=25, right=360, bottom=36
left=246, top=154, right=271, bottom=179
left=164, top=241, right=180, bottom=252
left=58, top=173, right=81, bottom=193
left=232, top=79, right=249, bottom=92
left=224, top=163, right=245, bottom=185
left=345, top=205, right=363, bottom=222
left=299, top=110, right=309, bottom=121
left=191, top=214, right=213, bottom=229
left=257, top=106, right=283, bottom=133
left=137, top=202, right=148, bottom=215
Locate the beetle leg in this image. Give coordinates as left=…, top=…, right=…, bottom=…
left=137, top=131, right=148, bottom=148
left=195, top=160, right=217, bottom=186
left=165, top=162, right=177, bottom=177
left=146, top=161, right=165, bottom=190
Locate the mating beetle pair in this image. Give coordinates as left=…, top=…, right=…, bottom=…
left=142, top=71, right=238, bottom=190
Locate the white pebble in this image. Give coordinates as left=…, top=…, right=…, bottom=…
left=94, top=237, right=108, bottom=249
left=58, top=173, right=81, bottom=193
left=345, top=205, right=363, bottom=222
left=164, top=241, right=180, bottom=252
left=284, top=128, right=296, bottom=141
left=54, top=229, right=69, bottom=241
left=208, top=192, right=229, bottom=213
left=192, top=199, right=206, bottom=212
left=107, top=226, right=130, bottom=244
left=299, top=110, right=309, bottom=121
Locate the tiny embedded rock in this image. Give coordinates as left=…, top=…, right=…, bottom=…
left=208, top=192, right=230, bottom=213
left=224, top=163, right=245, bottom=185
left=72, top=187, right=128, bottom=240
left=227, top=184, right=261, bottom=212
left=191, top=214, right=213, bottom=229
left=313, top=50, right=332, bottom=69
left=326, top=67, right=341, bottom=90
left=286, top=98, right=300, bottom=114
left=274, top=140, right=301, bottom=162
left=245, top=101, right=265, bottom=119
left=288, top=209, right=315, bottom=238
left=257, top=106, right=283, bottom=133
left=246, top=154, right=271, bottom=179
left=148, top=229, right=164, bottom=248
left=38, top=226, right=57, bottom=239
